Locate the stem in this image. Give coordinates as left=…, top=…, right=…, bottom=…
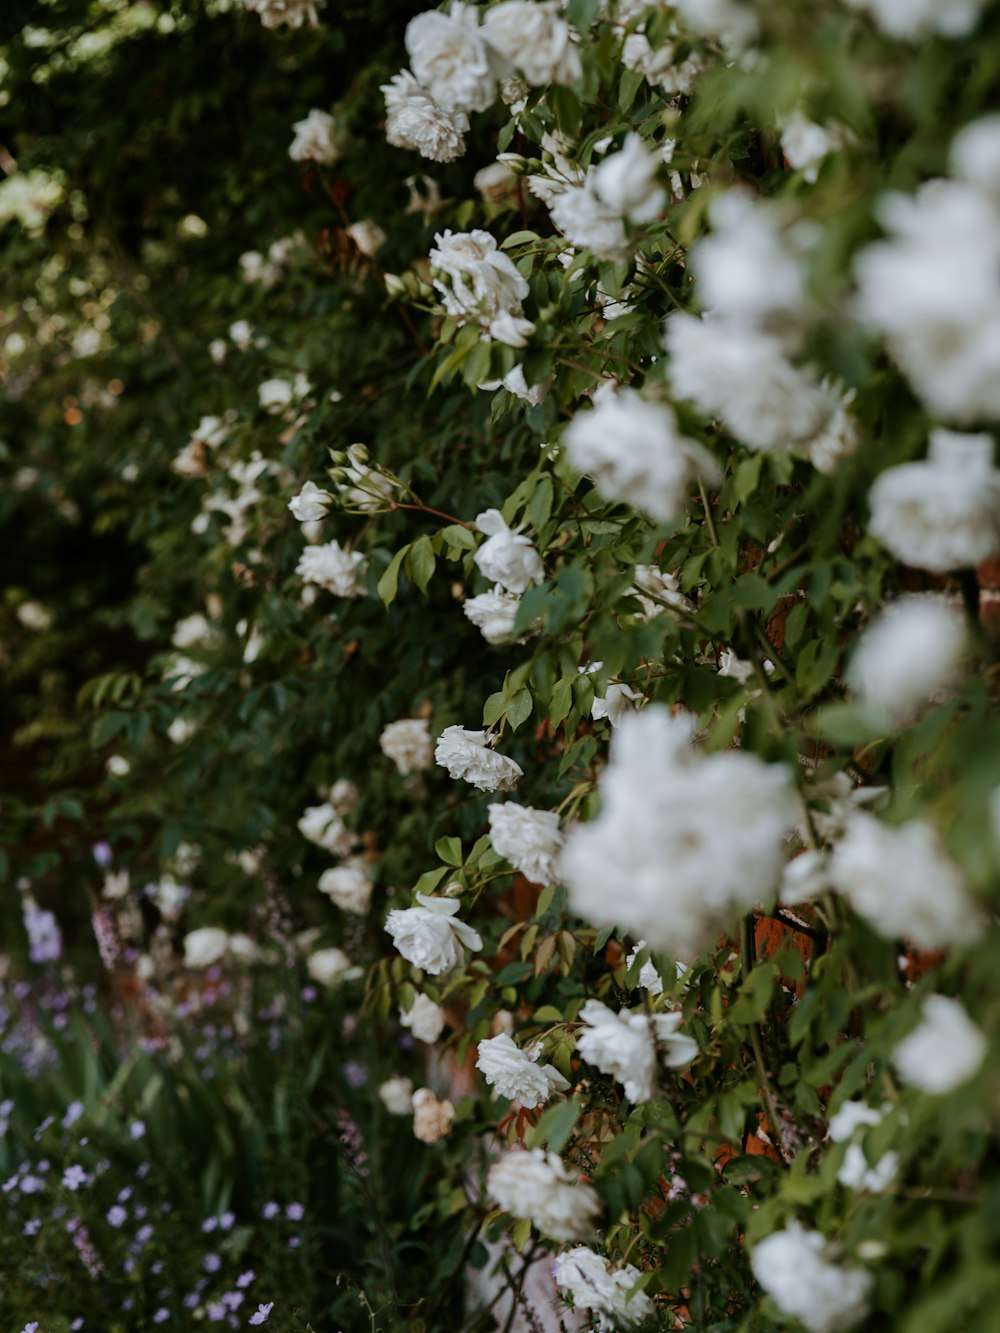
left=387, top=499, right=473, bottom=528
left=739, top=915, right=793, bottom=1164
left=698, top=479, right=719, bottom=547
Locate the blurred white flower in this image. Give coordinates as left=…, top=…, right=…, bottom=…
left=483, top=1, right=582, bottom=85
left=243, top=0, right=324, bottom=29
left=867, top=430, right=1000, bottom=573
left=318, top=862, right=373, bottom=914
left=848, top=599, right=967, bottom=722
left=289, top=109, right=342, bottom=165
left=750, top=1221, right=873, bottom=1333
left=380, top=718, right=434, bottom=775
left=296, top=540, right=367, bottom=597
left=843, top=0, right=987, bottom=39
left=625, top=941, right=663, bottom=995
left=828, top=1101, right=899, bottom=1192
left=412, top=1087, right=455, bottom=1142
left=184, top=927, right=229, bottom=969
left=780, top=111, right=845, bottom=183
left=307, top=947, right=361, bottom=987
left=434, top=726, right=523, bottom=792
left=378, top=1075, right=414, bottom=1115
left=893, top=995, right=987, bottom=1094
left=463, top=586, right=524, bottom=645
left=16, top=601, right=52, bottom=631
left=288, top=481, right=333, bottom=523
left=297, top=802, right=357, bottom=856
left=487, top=802, right=563, bottom=884
left=553, top=1247, right=654, bottom=1330
left=385, top=893, right=483, bottom=973
left=487, top=1148, right=601, bottom=1241
left=400, top=992, right=446, bottom=1042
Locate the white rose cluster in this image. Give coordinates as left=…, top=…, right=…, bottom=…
left=472, top=509, right=544, bottom=593
left=574, top=999, right=698, bottom=1103
left=384, top=893, right=482, bottom=974
left=381, top=70, right=469, bottom=164
left=462, top=586, right=524, bottom=645
left=487, top=1148, right=601, bottom=1241
left=475, top=1033, right=569, bottom=1107
left=564, top=386, right=720, bottom=523
left=549, top=134, right=664, bottom=261
left=750, top=1221, right=873, bottom=1333
left=486, top=802, right=563, bottom=885
left=829, top=813, right=983, bottom=951
left=434, top=726, right=523, bottom=792
left=296, top=540, right=367, bottom=598
left=484, top=2, right=581, bottom=87
left=430, top=231, right=534, bottom=346
left=553, top=1247, right=654, bottom=1331
left=559, top=707, right=798, bottom=957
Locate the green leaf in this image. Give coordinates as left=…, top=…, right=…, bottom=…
left=527, top=475, right=553, bottom=530
left=440, top=523, right=476, bottom=551
left=528, top=1097, right=581, bottom=1154
left=377, top=545, right=410, bottom=608
left=434, top=835, right=463, bottom=867
left=506, top=687, right=533, bottom=731
left=406, top=534, right=436, bottom=595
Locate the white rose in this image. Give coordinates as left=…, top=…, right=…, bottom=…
left=297, top=802, right=357, bottom=857
left=575, top=999, right=698, bottom=1103
left=258, top=378, right=294, bottom=413
left=434, top=725, right=523, bottom=792
left=830, top=813, right=982, bottom=951
left=591, top=133, right=664, bottom=224
left=750, top=1221, right=873, bottom=1333
left=892, top=995, right=987, bottom=1094
left=550, top=179, right=629, bottom=260
left=400, top=992, right=446, bottom=1043
left=564, top=383, right=721, bottom=520
left=288, top=481, right=333, bottom=523
left=553, top=1247, right=654, bottom=1329
left=483, top=1, right=582, bottom=86
left=288, top=108, right=342, bottom=165
left=296, top=540, right=367, bottom=597
left=473, top=509, right=543, bottom=593
left=625, top=941, right=663, bottom=995
left=487, top=1148, right=601, bottom=1241
left=591, top=679, right=644, bottom=726
left=463, top=586, right=523, bottom=645
left=243, top=0, right=325, bottom=30
left=183, top=927, right=229, bottom=969
left=318, top=862, right=373, bottom=914
left=867, top=430, right=1000, bottom=573
left=430, top=230, right=531, bottom=334
left=346, top=219, right=386, bottom=258
left=381, top=70, right=469, bottom=163
left=780, top=111, right=844, bottom=183
left=411, top=1087, right=455, bottom=1142
left=405, top=4, right=498, bottom=113
left=328, top=777, right=358, bottom=813
left=384, top=893, right=483, bottom=974
left=475, top=1033, right=569, bottom=1108
left=380, top=717, right=434, bottom=775
left=378, top=1075, right=414, bottom=1115
left=847, top=598, right=967, bottom=723
left=827, top=1101, right=899, bottom=1193
left=307, top=946, right=361, bottom=987
left=950, top=113, right=1000, bottom=196
left=487, top=802, right=563, bottom=884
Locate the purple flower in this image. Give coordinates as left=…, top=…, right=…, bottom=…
left=262, top=1202, right=279, bottom=1220
left=23, top=901, right=62, bottom=964
left=62, top=1101, right=85, bottom=1129
left=71, top=1321, right=84, bottom=1331
left=202, top=1217, right=218, bottom=1233
left=153, top=1311, right=169, bottom=1324
left=235, top=1270, right=255, bottom=1288
left=21, top=1322, right=39, bottom=1332
left=92, top=842, right=114, bottom=868
left=343, top=1061, right=368, bottom=1088
left=62, top=1165, right=90, bottom=1191
left=220, top=1210, right=235, bottom=1230
left=129, top=1120, right=146, bottom=1140
left=204, top=1253, right=222, bottom=1273
left=285, top=1202, right=304, bottom=1222
left=106, top=1205, right=128, bottom=1228
left=249, top=1304, right=273, bottom=1326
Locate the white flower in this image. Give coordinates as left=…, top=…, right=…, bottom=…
left=472, top=509, right=543, bottom=593
left=672, top=0, right=759, bottom=51
left=575, top=999, right=698, bottom=1103
left=297, top=802, right=357, bottom=856
left=484, top=1, right=582, bottom=85
left=625, top=941, right=663, bottom=994
left=400, top=992, right=446, bottom=1043
left=828, top=1101, right=899, bottom=1192
left=829, top=813, right=982, bottom=951
left=565, top=387, right=719, bottom=523
left=430, top=230, right=532, bottom=342
left=780, top=111, right=845, bottom=183
left=243, top=0, right=324, bottom=29
left=553, top=1247, right=654, bottom=1331
left=171, top=613, right=216, bottom=650
left=346, top=220, right=386, bottom=258
left=621, top=34, right=704, bottom=96
left=779, top=849, right=831, bottom=905
left=328, top=778, right=358, bottom=813
left=381, top=70, right=469, bottom=163
left=149, top=874, right=190, bottom=922
left=893, top=995, right=988, bottom=1094
left=337, top=444, right=397, bottom=511
left=258, top=379, right=295, bottom=413
left=750, top=1221, right=873, bottom=1333
left=16, top=600, right=51, bottom=631
left=106, top=754, right=131, bottom=776
left=229, top=319, right=255, bottom=349
left=950, top=114, right=1000, bottom=196
left=167, top=716, right=197, bottom=745
left=591, top=134, right=663, bottom=224
left=183, top=927, right=229, bottom=969
left=434, top=725, right=523, bottom=792
left=487, top=802, right=563, bottom=884
left=853, top=180, right=1000, bottom=420
left=666, top=314, right=838, bottom=454
left=405, top=4, right=498, bottom=113
left=474, top=160, right=518, bottom=204
left=412, top=1087, right=455, bottom=1142
left=318, top=862, right=373, bottom=914
left=843, top=0, right=987, bottom=39
left=559, top=707, right=798, bottom=956
left=378, top=1075, right=414, bottom=1115
left=380, top=718, right=434, bottom=775
left=591, top=679, right=644, bottom=726
left=307, top=947, right=361, bottom=987
left=475, top=1033, right=570, bottom=1107
left=384, top=893, right=483, bottom=974
left=848, top=599, right=967, bottom=723
left=289, top=109, right=342, bottom=165
left=867, top=430, right=1000, bottom=573
left=630, top=566, right=694, bottom=620
left=296, top=540, right=367, bottom=597
left=487, top=1148, right=601, bottom=1241
left=288, top=481, right=333, bottom=523
left=463, top=586, right=524, bottom=645
left=692, top=192, right=808, bottom=331
left=478, top=363, right=550, bottom=405
left=550, top=177, right=629, bottom=260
